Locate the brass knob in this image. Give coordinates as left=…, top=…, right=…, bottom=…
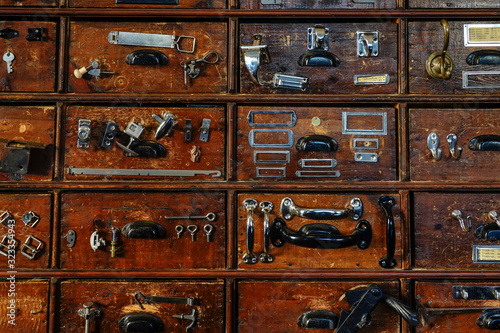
left=425, top=19, right=454, bottom=80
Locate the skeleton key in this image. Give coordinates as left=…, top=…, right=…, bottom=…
left=203, top=224, right=214, bottom=242
left=187, top=225, right=198, bottom=241
left=3, top=51, right=14, bottom=73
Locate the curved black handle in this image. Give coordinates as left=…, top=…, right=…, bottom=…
left=129, top=140, right=167, bottom=158
left=384, top=295, right=419, bottom=327
left=126, top=49, right=169, bottom=66
left=295, top=135, right=339, bottom=152
left=469, top=135, right=500, bottom=151
left=121, top=221, right=166, bottom=239
left=477, top=309, right=500, bottom=329
left=269, top=218, right=371, bottom=250
left=298, top=50, right=340, bottom=67
left=297, top=310, right=339, bottom=329
left=378, top=196, right=397, bottom=269
left=475, top=223, right=500, bottom=241
left=467, top=50, right=500, bottom=65
left=118, top=313, right=164, bottom=332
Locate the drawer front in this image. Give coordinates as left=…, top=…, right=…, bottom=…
left=0, top=194, right=52, bottom=269
left=414, top=192, right=500, bottom=270
left=0, top=21, right=57, bottom=92
left=409, top=20, right=500, bottom=94
left=409, top=0, right=500, bottom=8
left=416, top=281, right=500, bottom=332
left=60, top=192, right=226, bottom=270
left=237, top=193, right=403, bottom=270
left=240, top=0, right=396, bottom=10
left=238, top=280, right=401, bottom=333
left=239, top=22, right=397, bottom=94
left=236, top=106, right=397, bottom=181
left=64, top=106, right=225, bottom=181
left=0, top=280, right=49, bottom=333
left=0, top=0, right=55, bottom=6
left=68, top=21, right=227, bottom=93
left=68, top=0, right=225, bottom=8
left=409, top=108, right=500, bottom=182
left=59, top=280, right=224, bottom=332
left=0, top=106, right=55, bottom=182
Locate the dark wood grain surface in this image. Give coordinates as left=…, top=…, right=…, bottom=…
left=240, top=0, right=396, bottom=10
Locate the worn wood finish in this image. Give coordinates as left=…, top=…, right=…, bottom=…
left=69, top=0, right=225, bottom=8
left=409, top=0, right=500, bottom=9
left=60, top=191, right=226, bottom=269
left=64, top=105, right=225, bottom=181
left=409, top=108, right=500, bottom=182
left=237, top=106, right=397, bottom=181
left=237, top=193, right=403, bottom=269
left=0, top=21, right=56, bottom=92
left=240, top=0, right=396, bottom=10
left=409, top=20, right=500, bottom=94
left=413, top=192, right=500, bottom=270
left=59, top=279, right=224, bottom=332
left=238, top=280, right=400, bottom=333
left=0, top=106, right=55, bottom=182
left=415, top=281, right=500, bottom=332
left=0, top=194, right=52, bottom=269
left=0, top=0, right=55, bottom=5
left=239, top=22, right=398, bottom=94
left=68, top=21, right=227, bottom=94
left=0, top=280, right=49, bottom=333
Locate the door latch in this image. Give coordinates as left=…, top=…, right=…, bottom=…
left=77, top=119, right=91, bottom=149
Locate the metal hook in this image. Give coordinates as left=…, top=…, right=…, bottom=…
left=425, top=19, right=454, bottom=80
left=447, top=134, right=462, bottom=160
left=489, top=211, right=500, bottom=227
left=134, top=292, right=150, bottom=310
left=452, top=210, right=472, bottom=232
left=427, top=132, right=442, bottom=161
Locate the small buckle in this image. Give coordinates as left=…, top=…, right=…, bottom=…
left=307, top=25, right=329, bottom=51
left=22, top=211, right=40, bottom=228
left=0, top=235, right=17, bottom=257
left=174, top=36, right=196, bottom=53
left=0, top=210, right=15, bottom=226
left=21, top=235, right=43, bottom=260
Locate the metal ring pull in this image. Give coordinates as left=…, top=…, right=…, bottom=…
left=452, top=210, right=472, bottom=232
left=425, top=19, right=453, bottom=80
left=281, top=197, right=363, bottom=221
left=259, top=201, right=274, bottom=264
left=242, top=199, right=258, bottom=264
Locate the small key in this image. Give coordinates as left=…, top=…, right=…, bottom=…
left=175, top=225, right=184, bottom=239
left=3, top=51, right=14, bottom=73
left=187, top=225, right=198, bottom=242
left=203, top=224, right=214, bottom=242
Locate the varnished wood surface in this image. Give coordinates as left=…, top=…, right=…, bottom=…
left=237, top=192, right=403, bottom=269
left=409, top=0, right=500, bottom=9
left=240, top=0, right=396, bottom=10
left=68, top=0, right=225, bottom=8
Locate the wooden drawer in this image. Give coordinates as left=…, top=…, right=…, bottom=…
left=236, top=106, right=397, bottom=181
left=416, top=281, right=500, bottom=332
left=59, top=279, right=224, bottom=332
left=409, top=20, right=500, bottom=94
left=68, top=21, right=227, bottom=93
left=0, top=279, right=49, bottom=333
left=240, top=0, right=396, bottom=10
left=409, top=108, right=500, bottom=182
left=0, top=194, right=52, bottom=269
left=237, top=192, right=403, bottom=270
left=238, top=280, right=402, bottom=333
left=414, top=192, right=500, bottom=270
left=60, top=191, right=226, bottom=270
left=64, top=105, right=225, bottom=181
left=0, top=106, right=55, bottom=182
left=239, top=22, right=397, bottom=94
left=68, top=0, right=225, bottom=8
left=0, top=21, right=56, bottom=92
left=0, top=0, right=55, bottom=6
left=409, top=0, right=500, bottom=9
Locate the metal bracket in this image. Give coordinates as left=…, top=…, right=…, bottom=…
left=101, top=122, right=119, bottom=149
left=355, top=152, right=378, bottom=163
left=0, top=235, right=17, bottom=257
left=116, top=121, right=144, bottom=157
left=357, top=31, right=379, bottom=57
left=26, top=28, right=45, bottom=42
left=77, top=119, right=91, bottom=149
left=241, top=35, right=270, bottom=85
left=21, top=235, right=43, bottom=260
left=273, top=74, right=308, bottom=91
left=22, top=211, right=40, bottom=228
left=254, top=150, right=290, bottom=164
left=256, top=166, right=286, bottom=178
left=90, top=229, right=106, bottom=252
left=66, top=230, right=77, bottom=248
left=108, top=31, right=196, bottom=53
left=462, top=71, right=500, bottom=89
left=199, top=119, right=211, bottom=142
left=295, top=170, right=341, bottom=178
left=307, top=25, right=329, bottom=51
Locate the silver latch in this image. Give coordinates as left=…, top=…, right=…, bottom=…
left=308, top=25, right=329, bottom=51
left=241, top=35, right=270, bottom=85
left=77, top=119, right=91, bottom=149
left=357, top=31, right=379, bottom=57
left=199, top=119, right=211, bottom=142
left=273, top=74, right=308, bottom=91
left=116, top=121, right=144, bottom=157
left=90, top=229, right=106, bottom=252
left=108, top=31, right=196, bottom=53
left=427, top=132, right=442, bottom=161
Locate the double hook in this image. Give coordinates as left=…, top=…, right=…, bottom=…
left=427, top=132, right=462, bottom=161
left=425, top=19, right=454, bottom=80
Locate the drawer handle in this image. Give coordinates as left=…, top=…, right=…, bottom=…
left=478, top=309, right=500, bottom=330
left=469, top=135, right=500, bottom=151
left=128, top=140, right=167, bottom=158
left=281, top=197, right=363, bottom=221
left=467, top=50, right=500, bottom=65
left=125, top=49, right=169, bottom=66
left=297, top=310, right=339, bottom=329
left=378, top=196, right=397, bottom=269
left=241, top=34, right=270, bottom=85
left=242, top=199, right=258, bottom=264
left=298, top=25, right=340, bottom=66
left=295, top=135, right=339, bottom=152
left=121, top=221, right=166, bottom=239
left=118, top=313, right=164, bottom=333
left=475, top=211, right=500, bottom=241
left=269, top=218, right=372, bottom=250
left=425, top=19, right=453, bottom=80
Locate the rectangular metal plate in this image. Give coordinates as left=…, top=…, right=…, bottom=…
left=249, top=129, right=294, bottom=148
left=295, top=170, right=341, bottom=177
left=462, top=71, right=500, bottom=89
left=247, top=110, right=297, bottom=127
left=298, top=158, right=337, bottom=168
left=273, top=74, right=308, bottom=91
left=342, top=112, right=387, bottom=135
left=354, top=74, right=389, bottom=85
left=473, top=245, right=500, bottom=263
left=256, top=166, right=286, bottom=178
left=254, top=150, right=290, bottom=163
left=355, top=152, right=378, bottom=162
left=464, top=24, right=500, bottom=46
left=261, top=0, right=281, bottom=3
left=353, top=138, right=379, bottom=149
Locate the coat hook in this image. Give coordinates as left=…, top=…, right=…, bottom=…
left=427, top=132, right=442, bottom=161
left=447, top=133, right=462, bottom=160
left=425, top=19, right=454, bottom=80
left=452, top=210, right=472, bottom=232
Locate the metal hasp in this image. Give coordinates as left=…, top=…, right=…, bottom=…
left=118, top=313, right=164, bottom=333
left=295, top=135, right=338, bottom=152
left=425, top=19, right=453, bottom=80
left=269, top=218, right=372, bottom=250
left=242, top=199, right=258, bottom=265
left=78, top=302, right=101, bottom=333
left=298, top=25, right=340, bottom=66
left=467, top=50, right=500, bottom=65
left=101, top=122, right=118, bottom=149
left=427, top=132, right=442, bottom=161
left=180, top=51, right=220, bottom=86
left=297, top=310, right=339, bottom=329
left=68, top=167, right=222, bottom=177
left=121, top=221, right=166, bottom=239
left=0, top=139, right=46, bottom=175
left=241, top=34, right=270, bottom=85
left=152, top=112, right=177, bottom=140
left=452, top=210, right=472, bottom=232
left=0, top=28, right=18, bottom=39
left=259, top=201, right=274, bottom=263
left=357, top=31, right=379, bottom=57
left=90, top=229, right=106, bottom=252
left=475, top=211, right=500, bottom=241
left=77, top=119, right=91, bottom=149
left=125, top=49, right=169, bottom=66
left=134, top=292, right=195, bottom=310
left=199, top=118, right=211, bottom=142
left=273, top=74, right=308, bottom=91
left=447, top=133, right=462, bottom=159
left=108, top=31, right=196, bottom=53
left=173, top=309, right=197, bottom=332
left=21, top=235, right=43, bottom=260
left=280, top=197, right=363, bottom=221
left=26, top=28, right=44, bottom=41
left=22, top=211, right=40, bottom=228
left=378, top=196, right=397, bottom=269
left=469, top=135, right=500, bottom=151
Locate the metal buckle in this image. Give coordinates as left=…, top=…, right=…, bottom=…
left=307, top=25, right=329, bottom=51
left=21, top=235, right=43, bottom=260
left=241, top=35, right=270, bottom=85
left=0, top=235, right=17, bottom=257
left=22, top=211, right=40, bottom=228
left=0, top=210, right=15, bottom=226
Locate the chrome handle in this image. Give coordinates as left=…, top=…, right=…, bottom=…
left=242, top=199, right=258, bottom=264
left=259, top=201, right=274, bottom=263
left=281, top=197, right=363, bottom=221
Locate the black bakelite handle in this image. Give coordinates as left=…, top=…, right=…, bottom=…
left=467, top=50, right=500, bottom=65
left=129, top=140, right=167, bottom=158
left=384, top=295, right=419, bottom=327
left=298, top=50, right=340, bottom=67
left=118, top=313, right=164, bottom=333
left=378, top=196, right=397, bottom=269
left=469, top=135, right=500, bottom=151
left=475, top=223, right=500, bottom=241
left=121, top=221, right=166, bottom=239
left=125, top=49, right=169, bottom=66
left=295, top=135, right=339, bottom=152
left=269, top=218, right=371, bottom=250
left=477, top=309, right=500, bottom=330
left=297, top=310, right=339, bottom=329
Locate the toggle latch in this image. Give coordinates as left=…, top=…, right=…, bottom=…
left=241, top=34, right=270, bottom=85
left=116, top=121, right=167, bottom=158
left=74, top=60, right=114, bottom=79
left=299, top=25, right=340, bottom=66
left=357, top=31, right=379, bottom=57
left=108, top=31, right=196, bottom=53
